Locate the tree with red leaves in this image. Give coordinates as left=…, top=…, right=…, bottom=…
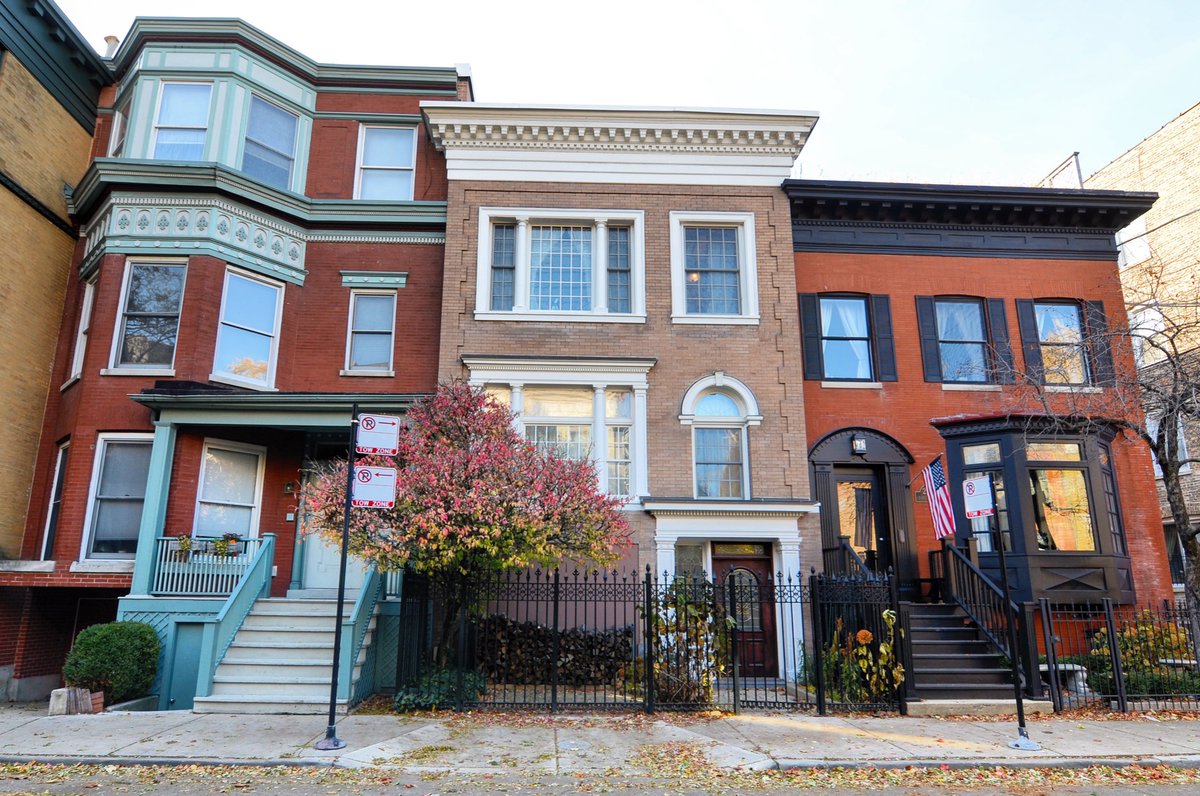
left=301, top=381, right=631, bottom=581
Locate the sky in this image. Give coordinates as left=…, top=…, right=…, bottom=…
left=54, top=0, right=1200, bottom=186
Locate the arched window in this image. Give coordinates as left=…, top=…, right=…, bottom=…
left=680, top=373, right=761, bottom=500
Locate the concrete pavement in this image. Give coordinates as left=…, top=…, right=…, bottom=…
left=1, top=702, right=1199, bottom=772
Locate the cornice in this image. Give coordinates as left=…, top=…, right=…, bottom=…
left=421, top=103, right=818, bottom=156
left=461, top=355, right=657, bottom=375
left=642, top=499, right=819, bottom=518
left=110, top=18, right=460, bottom=91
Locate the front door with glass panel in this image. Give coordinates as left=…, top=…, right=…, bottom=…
left=833, top=470, right=892, bottom=573
left=299, top=445, right=367, bottom=593
left=712, top=545, right=777, bottom=677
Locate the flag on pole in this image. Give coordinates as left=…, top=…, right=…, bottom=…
left=922, top=455, right=957, bottom=540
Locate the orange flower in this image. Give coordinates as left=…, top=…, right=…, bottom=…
left=856, top=629, right=874, bottom=646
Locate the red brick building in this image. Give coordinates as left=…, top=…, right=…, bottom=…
left=2, top=17, right=469, bottom=706
left=787, top=180, right=1172, bottom=606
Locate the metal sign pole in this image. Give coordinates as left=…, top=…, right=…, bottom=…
left=987, top=473, right=1040, bottom=751
left=315, top=402, right=358, bottom=751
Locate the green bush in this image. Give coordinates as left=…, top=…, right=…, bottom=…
left=393, top=669, right=486, bottom=712
left=62, top=621, right=160, bottom=705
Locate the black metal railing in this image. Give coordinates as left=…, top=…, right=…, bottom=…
left=824, top=536, right=873, bottom=578
left=944, top=544, right=1016, bottom=659
left=388, top=566, right=908, bottom=714
left=1039, top=598, right=1200, bottom=712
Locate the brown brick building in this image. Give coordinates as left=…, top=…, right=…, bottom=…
left=1086, top=101, right=1200, bottom=587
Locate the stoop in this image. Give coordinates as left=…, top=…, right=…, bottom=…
left=904, top=699, right=1055, bottom=718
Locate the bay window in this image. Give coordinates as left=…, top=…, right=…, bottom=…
left=212, top=269, right=283, bottom=389
left=242, top=96, right=298, bottom=190
left=110, top=261, right=186, bottom=372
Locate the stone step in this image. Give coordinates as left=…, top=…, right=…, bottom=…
left=191, top=695, right=350, bottom=715
left=912, top=667, right=1013, bottom=686
left=911, top=682, right=1016, bottom=700
left=211, top=674, right=354, bottom=697
left=912, top=653, right=1005, bottom=670
left=251, top=598, right=342, bottom=615
left=217, top=659, right=336, bottom=679
left=910, top=639, right=993, bottom=656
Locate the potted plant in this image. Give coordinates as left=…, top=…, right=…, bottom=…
left=221, top=532, right=242, bottom=556
left=172, top=535, right=192, bottom=561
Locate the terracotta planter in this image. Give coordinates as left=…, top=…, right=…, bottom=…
left=90, top=691, right=104, bottom=713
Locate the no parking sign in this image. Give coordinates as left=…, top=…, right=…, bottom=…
left=963, top=475, right=995, bottom=519
left=351, top=466, right=396, bottom=508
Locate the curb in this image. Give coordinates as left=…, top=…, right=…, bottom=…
left=773, top=755, right=1200, bottom=771
left=0, top=755, right=334, bottom=768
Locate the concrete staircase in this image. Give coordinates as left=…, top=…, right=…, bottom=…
left=908, top=603, right=1015, bottom=701
left=192, top=597, right=375, bottom=714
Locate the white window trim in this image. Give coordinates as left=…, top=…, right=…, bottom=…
left=192, top=438, right=268, bottom=540
left=151, top=81, right=212, bottom=161
left=680, top=374, right=760, bottom=501
left=107, top=257, right=186, bottom=375
left=669, top=210, right=759, bottom=325
left=342, top=289, right=397, bottom=376
left=40, top=442, right=69, bottom=560
left=210, top=267, right=284, bottom=391
left=354, top=124, right=417, bottom=201
left=79, top=432, right=154, bottom=562
left=463, top=356, right=653, bottom=502
left=240, top=94, right=299, bottom=191
left=107, top=97, right=130, bottom=157
left=65, top=279, right=96, bottom=386
left=474, top=206, right=647, bottom=323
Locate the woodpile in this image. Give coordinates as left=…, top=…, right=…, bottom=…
left=478, top=615, right=634, bottom=685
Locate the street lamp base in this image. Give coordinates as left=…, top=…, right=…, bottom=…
left=315, top=736, right=347, bottom=751
left=1008, top=728, right=1041, bottom=751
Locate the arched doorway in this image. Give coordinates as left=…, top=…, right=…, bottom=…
left=809, top=428, right=918, bottom=597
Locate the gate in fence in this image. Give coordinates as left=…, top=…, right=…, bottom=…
left=391, top=565, right=908, bottom=714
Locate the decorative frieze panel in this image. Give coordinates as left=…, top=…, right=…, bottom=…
left=82, top=196, right=307, bottom=284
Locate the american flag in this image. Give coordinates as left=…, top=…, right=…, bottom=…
left=922, top=455, right=957, bottom=540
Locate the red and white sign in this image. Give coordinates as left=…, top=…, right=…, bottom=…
left=355, top=413, right=400, bottom=456
left=351, top=466, right=396, bottom=508
left=963, top=475, right=995, bottom=519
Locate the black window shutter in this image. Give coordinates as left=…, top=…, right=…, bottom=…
left=986, top=298, right=1014, bottom=383
left=1015, top=299, right=1043, bottom=383
left=798, top=293, right=823, bottom=380
left=1084, top=300, right=1116, bottom=385
left=870, top=295, right=898, bottom=382
left=915, top=296, right=942, bottom=382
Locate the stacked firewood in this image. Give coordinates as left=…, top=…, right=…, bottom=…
left=478, top=615, right=634, bottom=685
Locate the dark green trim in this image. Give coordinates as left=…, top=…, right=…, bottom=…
left=0, top=1, right=111, bottom=131
left=0, top=167, right=76, bottom=237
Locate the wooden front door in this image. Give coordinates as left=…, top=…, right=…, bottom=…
left=713, top=552, right=778, bottom=677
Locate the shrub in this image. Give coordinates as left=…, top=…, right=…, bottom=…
left=393, top=669, right=486, bottom=711
left=63, top=621, right=160, bottom=705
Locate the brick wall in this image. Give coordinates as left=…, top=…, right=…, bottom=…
left=0, top=53, right=93, bottom=558
left=438, top=181, right=810, bottom=565
left=796, top=250, right=1174, bottom=603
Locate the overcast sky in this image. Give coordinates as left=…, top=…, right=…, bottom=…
left=55, top=0, right=1200, bottom=186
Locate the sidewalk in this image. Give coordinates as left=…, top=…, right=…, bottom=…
left=2, top=703, right=1200, bottom=772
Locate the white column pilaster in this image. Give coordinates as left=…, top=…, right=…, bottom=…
left=514, top=217, right=530, bottom=311
left=592, top=384, right=607, bottom=492
left=656, top=539, right=675, bottom=580
left=510, top=383, right=525, bottom=436
left=633, top=386, right=649, bottom=498
left=593, top=219, right=608, bottom=315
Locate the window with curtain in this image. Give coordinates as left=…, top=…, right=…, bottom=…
left=153, top=83, right=211, bottom=160
left=85, top=437, right=152, bottom=558
left=819, top=297, right=872, bottom=380
left=194, top=443, right=263, bottom=538
left=936, top=299, right=988, bottom=382
left=242, top=96, right=298, bottom=190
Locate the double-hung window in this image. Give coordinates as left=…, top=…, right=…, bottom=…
left=355, top=126, right=416, bottom=200
left=81, top=434, right=152, bottom=559
left=242, top=96, right=298, bottom=190
left=212, top=269, right=284, bottom=389
left=1016, top=299, right=1114, bottom=387
left=193, top=440, right=265, bottom=539
left=800, top=293, right=898, bottom=382
left=68, top=279, right=96, bottom=381
left=679, top=375, right=762, bottom=500
left=961, top=443, right=1011, bottom=552
left=41, top=443, right=69, bottom=560
left=477, top=208, right=645, bottom=321
left=669, top=211, right=758, bottom=323
left=111, top=261, right=186, bottom=371
left=108, top=98, right=130, bottom=157
left=343, top=291, right=396, bottom=374
left=915, top=297, right=1013, bottom=384
left=153, top=83, right=211, bottom=161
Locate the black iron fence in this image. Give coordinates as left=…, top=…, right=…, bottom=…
left=391, top=566, right=907, bottom=714
left=1040, top=597, right=1200, bottom=712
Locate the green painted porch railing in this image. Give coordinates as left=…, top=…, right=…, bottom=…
left=151, top=536, right=266, bottom=596
left=193, top=533, right=276, bottom=699
left=340, top=564, right=383, bottom=703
